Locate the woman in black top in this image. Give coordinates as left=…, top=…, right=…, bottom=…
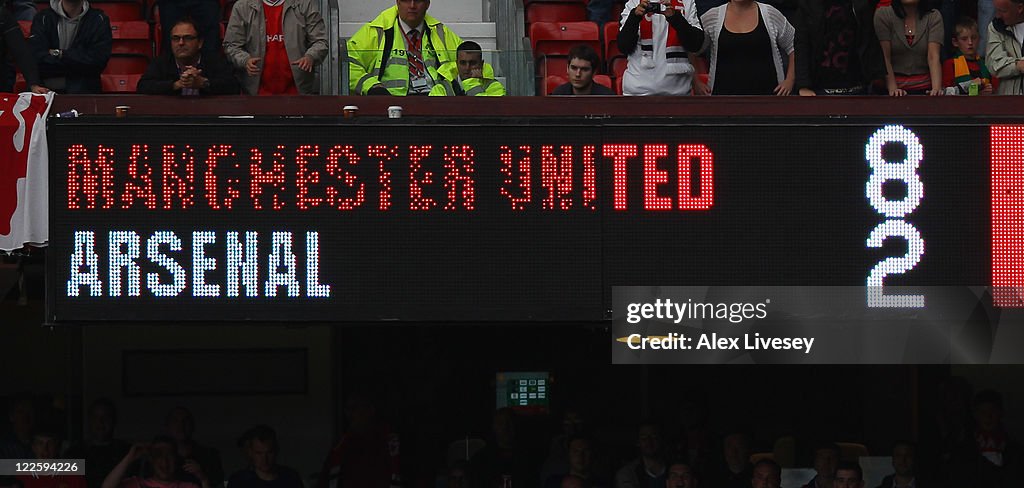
left=699, top=0, right=796, bottom=95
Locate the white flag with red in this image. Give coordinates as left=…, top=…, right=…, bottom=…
left=0, top=92, right=53, bottom=251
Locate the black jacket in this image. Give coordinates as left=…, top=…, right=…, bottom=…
left=1, top=7, right=41, bottom=90
left=793, top=0, right=885, bottom=91
left=136, top=51, right=240, bottom=95
left=30, top=5, right=111, bottom=94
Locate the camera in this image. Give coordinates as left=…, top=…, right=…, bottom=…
left=644, top=1, right=665, bottom=13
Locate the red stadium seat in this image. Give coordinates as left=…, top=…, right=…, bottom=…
left=17, top=20, right=31, bottom=39
left=93, top=1, right=145, bottom=21
left=101, top=73, right=142, bottom=93
left=537, top=54, right=568, bottom=79
left=525, top=2, right=586, bottom=25
left=544, top=75, right=567, bottom=95
left=104, top=55, right=150, bottom=75
left=603, top=22, right=620, bottom=64
left=530, top=21, right=601, bottom=60
left=14, top=73, right=26, bottom=93
left=593, top=74, right=613, bottom=92
left=110, top=20, right=152, bottom=56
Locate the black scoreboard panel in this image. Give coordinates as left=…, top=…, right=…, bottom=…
left=46, top=119, right=1022, bottom=322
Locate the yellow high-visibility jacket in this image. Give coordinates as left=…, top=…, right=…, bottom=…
left=347, top=6, right=462, bottom=95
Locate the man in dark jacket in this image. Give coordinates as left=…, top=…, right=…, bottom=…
left=30, top=0, right=111, bottom=93
left=794, top=0, right=886, bottom=95
left=137, top=18, right=238, bottom=95
left=1, top=3, right=47, bottom=93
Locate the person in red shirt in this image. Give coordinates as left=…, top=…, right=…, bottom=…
left=15, top=429, right=86, bottom=488
left=222, top=0, right=328, bottom=95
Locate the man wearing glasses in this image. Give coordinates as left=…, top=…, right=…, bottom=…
left=138, top=18, right=239, bottom=95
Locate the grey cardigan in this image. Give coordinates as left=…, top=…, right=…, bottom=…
left=699, top=2, right=795, bottom=92
left=222, top=0, right=328, bottom=94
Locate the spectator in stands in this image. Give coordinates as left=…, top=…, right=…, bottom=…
left=138, top=18, right=239, bottom=95
left=942, top=16, right=996, bottom=94
left=832, top=462, right=864, bottom=488
left=874, top=0, right=944, bottom=95
left=471, top=408, right=538, bottom=488
left=874, top=441, right=922, bottom=488
left=665, top=460, right=697, bottom=488
left=102, top=437, right=209, bottom=488
left=156, top=0, right=221, bottom=60
left=707, top=431, right=752, bottom=488
left=980, top=0, right=995, bottom=47
left=541, top=409, right=587, bottom=485
left=226, top=425, right=303, bottom=488
left=750, top=459, right=782, bottom=488
left=0, top=395, right=34, bottom=461
left=222, top=0, right=328, bottom=95
left=802, top=443, right=841, bottom=488
left=615, top=421, right=667, bottom=488
left=698, top=0, right=796, bottom=95
left=985, top=0, right=1024, bottom=94
left=316, top=393, right=394, bottom=488
left=165, top=407, right=224, bottom=488
left=9, top=1, right=34, bottom=22
left=17, top=427, right=87, bottom=488
left=445, top=460, right=470, bottom=488
left=65, top=398, right=131, bottom=488
left=544, top=436, right=607, bottom=488
left=430, top=40, right=506, bottom=96
left=618, top=0, right=705, bottom=96
left=348, top=0, right=463, bottom=96
left=550, top=44, right=615, bottom=95
left=949, top=389, right=1023, bottom=487
left=30, top=0, right=111, bottom=93
left=794, top=0, right=886, bottom=95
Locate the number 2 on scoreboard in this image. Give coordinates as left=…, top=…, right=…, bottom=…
left=865, top=125, right=925, bottom=308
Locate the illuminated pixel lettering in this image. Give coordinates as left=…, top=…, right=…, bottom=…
left=265, top=231, right=300, bottom=297
left=306, top=231, right=330, bottom=297
left=147, top=231, right=187, bottom=297
left=161, top=145, right=196, bottom=210
left=368, top=145, right=397, bottom=211
left=605, top=144, right=637, bottom=211
left=296, top=145, right=324, bottom=210
left=677, top=145, right=714, bottom=210
left=540, top=145, right=573, bottom=210
left=325, top=145, right=366, bottom=210
left=499, top=145, right=532, bottom=211
left=250, top=147, right=287, bottom=210
left=865, top=125, right=925, bottom=308
left=204, top=145, right=239, bottom=210
left=643, top=144, right=671, bottom=210
left=108, top=231, right=141, bottom=297
left=121, top=145, right=156, bottom=209
left=443, top=145, right=476, bottom=211
left=226, top=231, right=259, bottom=297
left=67, top=144, right=115, bottom=210
left=67, top=231, right=102, bottom=297
left=408, top=145, right=436, bottom=211
left=192, top=231, right=220, bottom=297
left=991, top=126, right=1024, bottom=307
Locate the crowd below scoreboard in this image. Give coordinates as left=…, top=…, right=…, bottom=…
left=0, top=383, right=1021, bottom=488
left=1, top=0, right=1022, bottom=97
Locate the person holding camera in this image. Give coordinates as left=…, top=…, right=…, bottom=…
left=618, top=0, right=705, bottom=96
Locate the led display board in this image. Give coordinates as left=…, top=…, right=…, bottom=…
left=45, top=120, right=1024, bottom=322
